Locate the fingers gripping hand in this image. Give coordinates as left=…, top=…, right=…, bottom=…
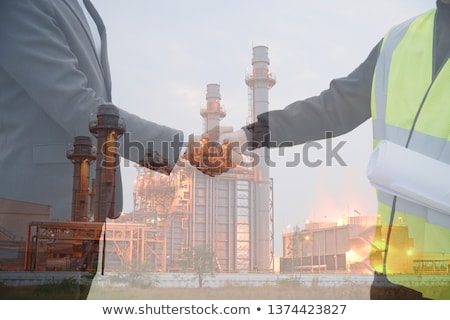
left=186, top=137, right=230, bottom=177
left=185, top=127, right=246, bottom=177
left=220, top=129, right=248, bottom=165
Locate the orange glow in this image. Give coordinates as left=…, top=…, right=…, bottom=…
left=346, top=250, right=356, bottom=263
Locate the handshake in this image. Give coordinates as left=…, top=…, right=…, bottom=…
left=183, top=127, right=248, bottom=177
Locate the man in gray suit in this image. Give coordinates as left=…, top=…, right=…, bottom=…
left=0, top=0, right=184, bottom=298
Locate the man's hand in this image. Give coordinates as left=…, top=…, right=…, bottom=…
left=219, top=128, right=248, bottom=163
left=184, top=126, right=246, bottom=177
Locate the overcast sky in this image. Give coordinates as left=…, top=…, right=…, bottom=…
left=92, top=0, right=436, bottom=254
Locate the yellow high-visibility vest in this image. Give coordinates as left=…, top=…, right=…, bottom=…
left=370, top=9, right=450, bottom=299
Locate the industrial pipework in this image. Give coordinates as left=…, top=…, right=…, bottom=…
left=67, top=136, right=96, bottom=221
left=89, top=104, right=126, bottom=222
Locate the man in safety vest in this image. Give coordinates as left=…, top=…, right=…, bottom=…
left=199, top=0, right=450, bottom=299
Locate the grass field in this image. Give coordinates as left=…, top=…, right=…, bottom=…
left=87, top=284, right=372, bottom=300
left=2, top=272, right=449, bottom=299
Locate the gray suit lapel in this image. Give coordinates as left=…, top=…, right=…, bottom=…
left=62, top=0, right=98, bottom=57
left=61, top=0, right=110, bottom=99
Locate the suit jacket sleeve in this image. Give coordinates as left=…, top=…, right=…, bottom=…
left=244, top=41, right=382, bottom=148
left=0, top=0, right=183, bottom=171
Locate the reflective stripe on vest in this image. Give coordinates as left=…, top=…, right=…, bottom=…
left=370, top=9, right=450, bottom=298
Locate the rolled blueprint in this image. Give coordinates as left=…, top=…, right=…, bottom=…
left=367, top=140, right=450, bottom=215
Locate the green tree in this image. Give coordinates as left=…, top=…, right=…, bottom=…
left=287, top=226, right=301, bottom=275
left=181, top=244, right=215, bottom=288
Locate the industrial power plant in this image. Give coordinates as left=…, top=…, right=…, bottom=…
left=102, top=45, right=276, bottom=273
left=0, top=46, right=446, bottom=288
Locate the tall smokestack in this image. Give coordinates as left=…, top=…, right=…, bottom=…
left=245, top=46, right=275, bottom=272
left=245, top=46, right=276, bottom=125
left=89, top=178, right=97, bottom=219
left=200, top=83, right=226, bottom=141
left=67, top=136, right=96, bottom=221
left=89, top=104, right=126, bottom=222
